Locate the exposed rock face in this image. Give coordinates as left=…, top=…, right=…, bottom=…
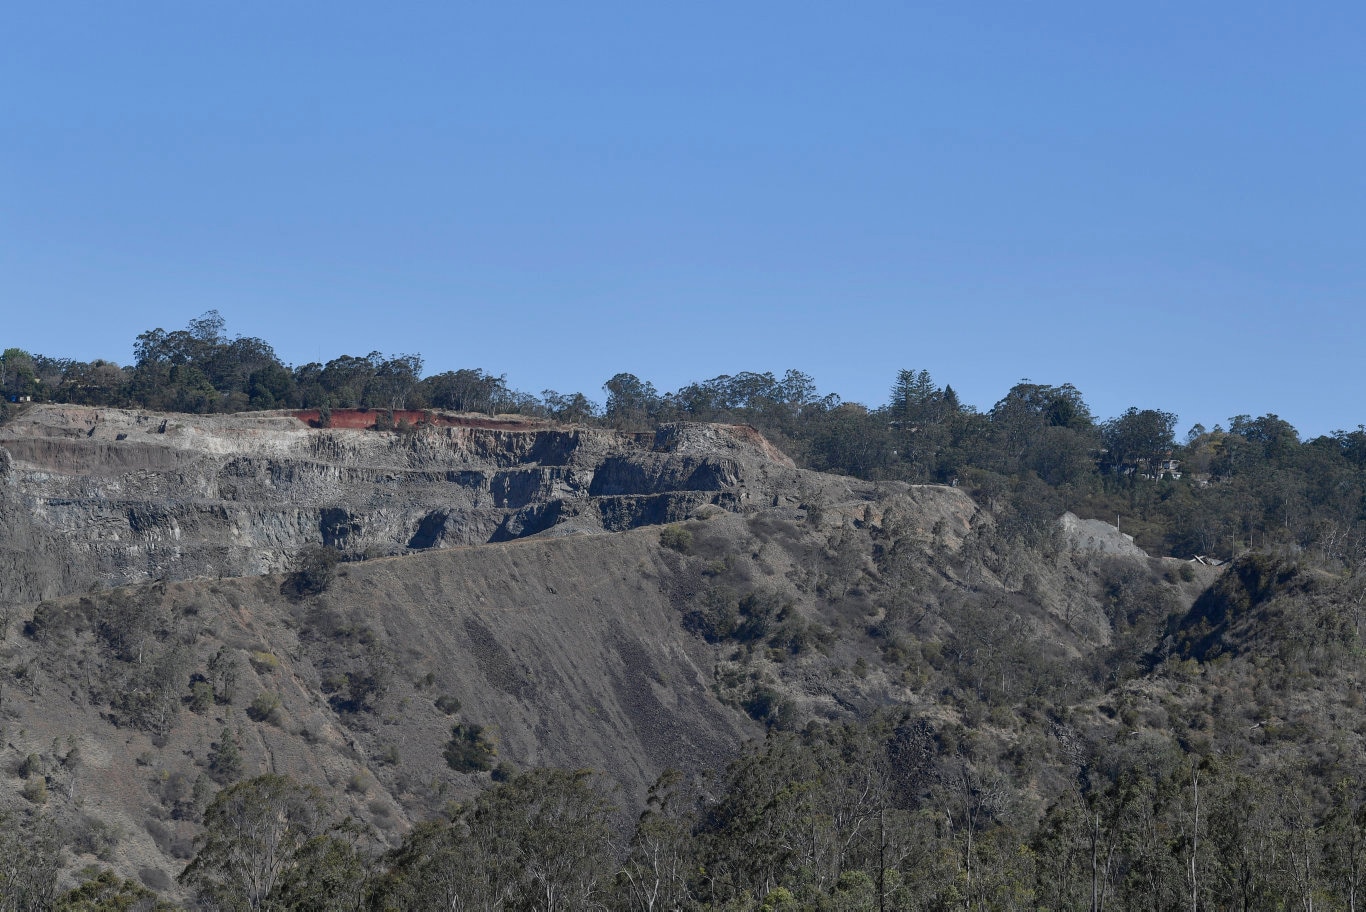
left=0, top=406, right=844, bottom=603
left=1060, top=511, right=1148, bottom=559
left=0, top=403, right=1188, bottom=899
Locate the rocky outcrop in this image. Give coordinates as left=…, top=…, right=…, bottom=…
left=0, top=406, right=844, bottom=603
left=0, top=404, right=1177, bottom=900
left=1060, top=511, right=1148, bottom=559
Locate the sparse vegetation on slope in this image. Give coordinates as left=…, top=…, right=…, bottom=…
left=3, top=317, right=1366, bottom=908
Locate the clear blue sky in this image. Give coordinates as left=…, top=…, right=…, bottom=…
left=4, top=3, right=1363, bottom=437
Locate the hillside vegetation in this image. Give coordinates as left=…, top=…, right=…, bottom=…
left=5, top=311, right=1366, bottom=568
left=0, top=317, right=1364, bottom=910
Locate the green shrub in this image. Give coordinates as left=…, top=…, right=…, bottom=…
left=189, top=680, right=214, bottom=714
left=247, top=691, right=281, bottom=724
left=323, top=669, right=387, bottom=715
left=67, top=815, right=120, bottom=860
left=22, top=777, right=47, bottom=804
left=760, top=887, right=798, bottom=911
left=207, top=729, right=243, bottom=784
left=207, top=648, right=239, bottom=705
left=741, top=685, right=795, bottom=729
left=681, top=588, right=739, bottom=643
left=659, top=525, right=693, bottom=554
left=24, top=599, right=94, bottom=644
left=18, top=753, right=42, bottom=779
left=281, top=544, right=339, bottom=600
left=248, top=652, right=280, bottom=674
left=702, top=559, right=728, bottom=576
left=444, top=723, right=497, bottom=773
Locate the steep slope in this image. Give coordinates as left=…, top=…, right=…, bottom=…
left=0, top=481, right=993, bottom=889
left=0, top=404, right=1216, bottom=901
left=0, top=526, right=761, bottom=885
left=1111, top=554, right=1366, bottom=763
left=0, top=405, right=823, bottom=605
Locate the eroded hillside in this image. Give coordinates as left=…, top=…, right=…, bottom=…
left=0, top=405, right=827, bottom=605
left=0, top=405, right=1224, bottom=902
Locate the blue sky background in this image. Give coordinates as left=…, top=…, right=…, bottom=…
left=4, top=3, right=1363, bottom=437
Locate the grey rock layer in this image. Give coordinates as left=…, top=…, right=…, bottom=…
left=1060, top=511, right=1148, bottom=559
left=0, top=405, right=884, bottom=604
